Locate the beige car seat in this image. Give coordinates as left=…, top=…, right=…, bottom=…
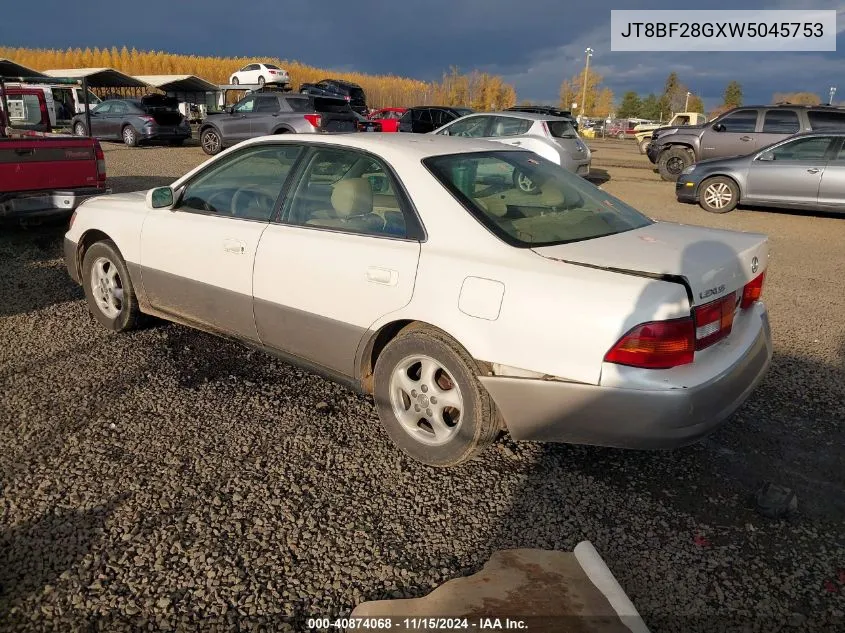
left=307, top=178, right=385, bottom=233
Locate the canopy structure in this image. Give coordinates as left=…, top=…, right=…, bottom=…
left=0, top=58, right=47, bottom=78
left=42, top=68, right=150, bottom=95
left=133, top=74, right=218, bottom=96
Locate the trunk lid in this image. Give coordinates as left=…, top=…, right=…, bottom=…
left=532, top=222, right=768, bottom=305
left=0, top=137, right=100, bottom=193
left=312, top=97, right=357, bottom=133
left=141, top=94, right=184, bottom=126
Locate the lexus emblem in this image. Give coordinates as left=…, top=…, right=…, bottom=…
left=751, top=256, right=759, bottom=274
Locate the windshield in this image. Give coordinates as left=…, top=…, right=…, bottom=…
left=424, top=151, right=652, bottom=248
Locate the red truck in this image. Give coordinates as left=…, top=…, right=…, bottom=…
left=1, top=82, right=109, bottom=223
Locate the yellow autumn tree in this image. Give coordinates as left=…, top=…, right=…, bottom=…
left=559, top=71, right=613, bottom=117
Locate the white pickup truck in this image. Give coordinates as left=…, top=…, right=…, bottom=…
left=634, top=112, right=707, bottom=154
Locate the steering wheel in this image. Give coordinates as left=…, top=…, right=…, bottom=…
left=202, top=190, right=231, bottom=213
left=231, top=188, right=277, bottom=218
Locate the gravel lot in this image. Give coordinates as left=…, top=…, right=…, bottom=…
left=1, top=138, right=843, bottom=632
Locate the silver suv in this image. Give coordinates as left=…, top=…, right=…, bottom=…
left=647, top=105, right=845, bottom=181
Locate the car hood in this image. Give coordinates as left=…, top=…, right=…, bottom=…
left=532, top=222, right=768, bottom=305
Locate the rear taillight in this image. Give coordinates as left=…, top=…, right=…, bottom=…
left=269, top=70, right=278, bottom=74
left=741, top=271, right=766, bottom=309
left=140, top=115, right=154, bottom=124
left=604, top=318, right=695, bottom=369
left=693, top=292, right=736, bottom=350
left=303, top=114, right=322, bottom=128
left=541, top=121, right=551, bottom=136
left=40, top=99, right=49, bottom=122
left=94, top=140, right=106, bottom=184
left=344, top=95, right=351, bottom=101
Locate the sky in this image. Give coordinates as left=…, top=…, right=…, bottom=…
left=1, top=0, right=844, bottom=110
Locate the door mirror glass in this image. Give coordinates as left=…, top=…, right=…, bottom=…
left=147, top=186, right=174, bottom=209
left=712, top=123, right=726, bottom=132
left=756, top=151, right=774, bottom=161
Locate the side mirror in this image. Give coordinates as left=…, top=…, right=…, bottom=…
left=226, top=105, right=235, bottom=114
left=712, top=123, right=726, bottom=132
left=146, top=186, right=174, bottom=209
left=756, top=151, right=774, bottom=162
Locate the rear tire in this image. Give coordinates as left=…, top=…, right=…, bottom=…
left=658, top=146, right=693, bottom=182
left=257, top=76, right=265, bottom=86
left=616, top=132, right=626, bottom=140
left=81, top=240, right=144, bottom=332
left=373, top=324, right=500, bottom=467
left=122, top=125, right=138, bottom=147
left=200, top=128, right=222, bottom=155
left=73, top=122, right=87, bottom=136
left=232, top=77, right=239, bottom=85
left=698, top=176, right=739, bottom=214
left=638, top=138, right=650, bottom=154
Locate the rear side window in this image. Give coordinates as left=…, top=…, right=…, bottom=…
left=807, top=110, right=845, bottom=131
left=719, top=109, right=758, bottom=132
left=490, top=116, right=532, bottom=137
left=312, top=97, right=352, bottom=114
left=285, top=97, right=312, bottom=112
left=762, top=110, right=800, bottom=133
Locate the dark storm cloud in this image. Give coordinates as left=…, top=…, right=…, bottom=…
left=1, top=0, right=843, bottom=108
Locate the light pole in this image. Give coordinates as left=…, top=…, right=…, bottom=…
left=685, top=91, right=691, bottom=111
left=829, top=86, right=837, bottom=105
left=580, top=47, right=593, bottom=123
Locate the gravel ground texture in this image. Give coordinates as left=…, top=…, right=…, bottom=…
left=1, top=138, right=843, bottom=632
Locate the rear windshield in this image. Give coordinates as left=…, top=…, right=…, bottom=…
left=3, top=94, right=44, bottom=126
left=423, top=151, right=651, bottom=248
left=546, top=120, right=577, bottom=138
left=807, top=110, right=845, bottom=130
left=349, top=88, right=366, bottom=102
left=264, top=64, right=281, bottom=70
left=313, top=96, right=353, bottom=113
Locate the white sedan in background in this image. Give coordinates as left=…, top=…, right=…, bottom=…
left=64, top=134, right=772, bottom=467
left=228, top=62, right=290, bottom=86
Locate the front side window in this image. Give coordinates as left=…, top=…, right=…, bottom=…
left=233, top=96, right=255, bottom=113
left=424, top=151, right=652, bottom=248
left=762, top=110, right=800, bottom=134
left=285, top=148, right=409, bottom=237
left=92, top=102, right=112, bottom=115
left=178, top=144, right=304, bottom=221
left=440, top=115, right=490, bottom=137
left=717, top=109, right=759, bottom=133
left=761, top=136, right=834, bottom=161
left=111, top=102, right=128, bottom=115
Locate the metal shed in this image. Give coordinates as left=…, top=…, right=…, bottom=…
left=133, top=75, right=220, bottom=119
left=42, top=68, right=150, bottom=97
left=0, top=59, right=47, bottom=78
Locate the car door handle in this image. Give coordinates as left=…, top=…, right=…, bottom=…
left=366, top=267, right=398, bottom=286
left=223, top=238, right=246, bottom=254
left=807, top=168, right=820, bottom=174
left=740, top=136, right=753, bottom=141
left=14, top=148, right=34, bottom=155
left=511, top=140, right=522, bottom=145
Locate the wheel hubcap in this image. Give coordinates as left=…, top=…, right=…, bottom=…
left=203, top=133, right=220, bottom=153
left=124, top=128, right=133, bottom=143
left=704, top=183, right=733, bottom=209
left=90, top=257, right=124, bottom=319
left=666, top=157, right=685, bottom=174
left=389, top=354, right=463, bottom=446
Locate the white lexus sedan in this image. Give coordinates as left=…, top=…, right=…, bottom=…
left=64, top=134, right=772, bottom=467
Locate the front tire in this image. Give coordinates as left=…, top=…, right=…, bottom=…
left=73, top=122, right=87, bottom=136
left=200, top=128, right=222, bottom=155
left=122, top=125, right=138, bottom=147
left=257, top=76, right=265, bottom=86
left=231, top=77, right=239, bottom=85
left=81, top=241, right=143, bottom=332
left=638, top=138, right=650, bottom=154
left=658, top=146, right=693, bottom=182
left=373, top=325, right=500, bottom=467
left=616, top=132, right=626, bottom=140
left=698, top=176, right=739, bottom=214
